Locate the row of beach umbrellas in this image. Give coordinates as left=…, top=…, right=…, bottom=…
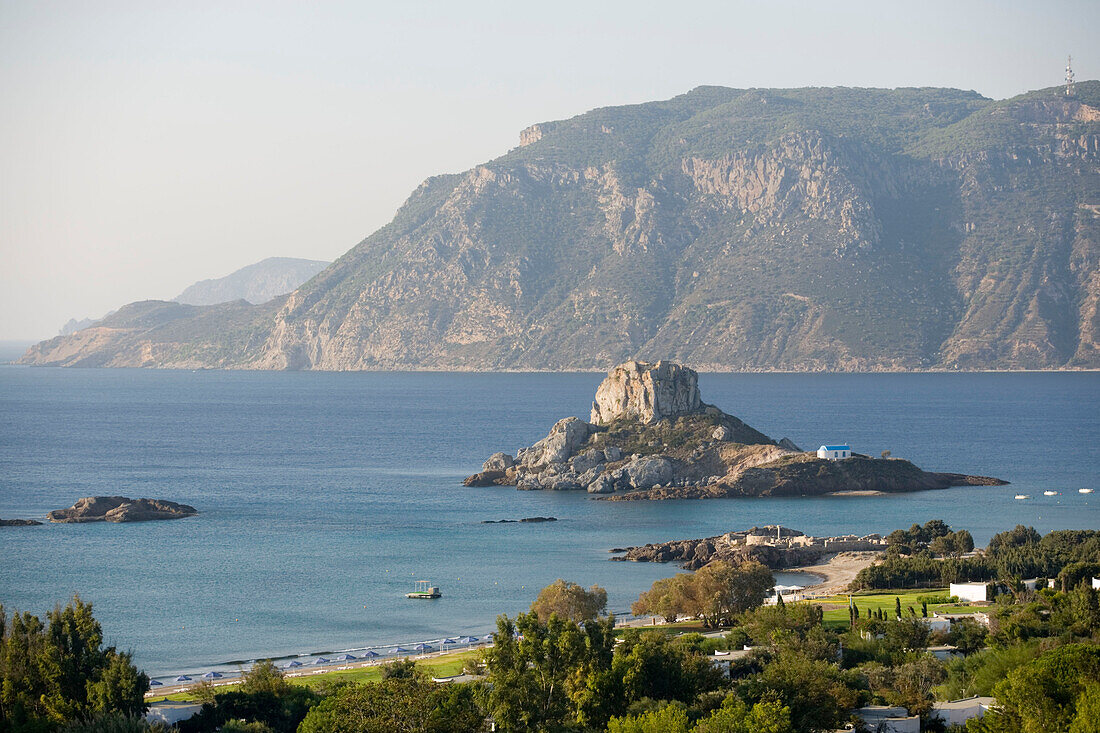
left=151, top=636, right=485, bottom=684
left=278, top=636, right=482, bottom=668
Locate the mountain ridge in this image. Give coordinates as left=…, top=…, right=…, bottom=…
left=20, top=82, right=1100, bottom=371
left=174, top=256, right=331, bottom=306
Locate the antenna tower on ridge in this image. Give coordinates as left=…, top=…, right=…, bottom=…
left=1066, top=55, right=1075, bottom=97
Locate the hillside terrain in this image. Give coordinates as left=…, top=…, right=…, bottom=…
left=174, top=257, right=330, bottom=306
left=20, top=83, right=1100, bottom=370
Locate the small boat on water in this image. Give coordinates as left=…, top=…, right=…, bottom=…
left=406, top=580, right=442, bottom=599
left=1014, top=494, right=1030, bottom=500
left=1080, top=488, right=1094, bottom=494
left=1043, top=491, right=1058, bottom=496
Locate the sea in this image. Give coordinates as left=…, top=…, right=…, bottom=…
left=1, top=367, right=1097, bottom=679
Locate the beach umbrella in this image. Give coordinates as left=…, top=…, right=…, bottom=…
left=284, top=661, right=303, bottom=669
left=361, top=650, right=380, bottom=659
left=413, top=643, right=430, bottom=652
left=202, top=671, right=223, bottom=679
left=443, top=638, right=458, bottom=645
left=335, top=653, right=356, bottom=661
left=390, top=647, right=409, bottom=654
left=149, top=680, right=163, bottom=687
left=175, top=675, right=192, bottom=682
left=459, top=636, right=478, bottom=644
left=313, top=658, right=330, bottom=665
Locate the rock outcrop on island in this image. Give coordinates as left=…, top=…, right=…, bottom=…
left=590, top=361, right=702, bottom=424
left=464, top=360, right=1006, bottom=499
left=47, top=497, right=197, bottom=523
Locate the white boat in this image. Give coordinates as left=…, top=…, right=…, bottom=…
left=1080, top=488, right=1094, bottom=494
left=1014, top=494, right=1030, bottom=500
left=1043, top=491, right=1058, bottom=496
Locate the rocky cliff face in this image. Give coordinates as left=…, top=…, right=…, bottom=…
left=20, top=83, right=1100, bottom=371
left=590, top=360, right=702, bottom=424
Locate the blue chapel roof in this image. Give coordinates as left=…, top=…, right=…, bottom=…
left=822, top=445, right=850, bottom=451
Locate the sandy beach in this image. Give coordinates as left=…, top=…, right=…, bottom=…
left=786, top=551, right=881, bottom=597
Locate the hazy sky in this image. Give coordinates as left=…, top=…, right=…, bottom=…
left=1, top=0, right=1096, bottom=340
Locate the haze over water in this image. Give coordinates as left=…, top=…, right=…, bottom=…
left=1, top=368, right=1097, bottom=676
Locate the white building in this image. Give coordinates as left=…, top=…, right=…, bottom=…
left=1093, top=577, right=1100, bottom=590
left=854, top=706, right=919, bottom=733
left=930, top=697, right=997, bottom=727
left=817, top=444, right=851, bottom=460
left=923, top=612, right=991, bottom=634
left=146, top=703, right=203, bottom=725
left=926, top=644, right=961, bottom=660
left=950, top=582, right=990, bottom=603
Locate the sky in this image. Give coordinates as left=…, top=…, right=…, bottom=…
left=1, top=0, right=1097, bottom=340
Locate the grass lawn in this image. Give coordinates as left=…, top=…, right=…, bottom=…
left=791, top=589, right=985, bottom=629
left=149, top=650, right=483, bottom=703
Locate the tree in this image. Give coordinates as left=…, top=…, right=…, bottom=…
left=1057, top=561, right=1100, bottom=593
left=632, top=562, right=773, bottom=629
left=947, top=618, right=988, bottom=655
left=86, top=652, right=148, bottom=719
left=742, top=604, right=823, bottom=647
left=884, top=618, right=931, bottom=653
left=987, top=525, right=1042, bottom=555
left=1069, top=680, right=1100, bottom=733
left=296, top=677, right=483, bottom=733
left=692, top=697, right=794, bottom=733
left=888, top=656, right=946, bottom=717
left=692, top=561, right=775, bottom=628
left=238, top=661, right=289, bottom=696
left=921, top=520, right=952, bottom=542
left=632, top=576, right=688, bottom=623
left=606, top=704, right=690, bottom=733
left=0, top=597, right=148, bottom=729
left=482, top=611, right=618, bottom=731
left=979, top=644, right=1100, bottom=733
left=613, top=631, right=724, bottom=705
left=741, top=651, right=859, bottom=732
left=881, top=450, right=891, bottom=459
left=529, top=579, right=607, bottom=623
left=379, top=659, right=418, bottom=680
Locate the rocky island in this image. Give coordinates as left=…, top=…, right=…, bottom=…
left=0, top=518, right=43, bottom=527
left=464, top=360, right=1005, bottom=499
left=47, top=496, right=197, bottom=523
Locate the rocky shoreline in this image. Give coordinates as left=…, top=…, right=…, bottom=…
left=47, top=496, right=197, bottom=523
left=609, top=525, right=884, bottom=572
left=0, top=518, right=43, bottom=527
left=463, top=360, right=1006, bottom=500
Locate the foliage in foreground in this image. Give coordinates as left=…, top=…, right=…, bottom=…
left=0, top=597, right=148, bottom=732
left=296, top=675, right=482, bottom=733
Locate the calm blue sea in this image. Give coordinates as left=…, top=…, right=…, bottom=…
left=1, top=368, right=1097, bottom=677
